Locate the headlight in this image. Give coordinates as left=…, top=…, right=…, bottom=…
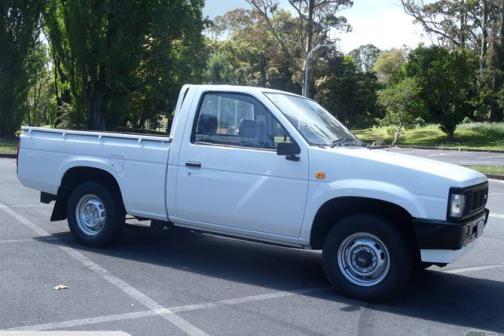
left=449, top=194, right=465, bottom=218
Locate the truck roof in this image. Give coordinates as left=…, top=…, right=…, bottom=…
left=184, top=84, right=306, bottom=99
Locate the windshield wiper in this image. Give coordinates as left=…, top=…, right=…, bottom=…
left=331, top=138, right=365, bottom=148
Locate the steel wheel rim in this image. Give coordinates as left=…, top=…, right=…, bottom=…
left=337, top=232, right=390, bottom=287
left=75, top=194, right=106, bottom=236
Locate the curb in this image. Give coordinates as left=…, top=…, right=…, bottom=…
left=0, top=153, right=16, bottom=158
left=487, top=174, right=504, bottom=181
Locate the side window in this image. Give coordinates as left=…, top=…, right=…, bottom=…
left=192, top=93, right=292, bottom=149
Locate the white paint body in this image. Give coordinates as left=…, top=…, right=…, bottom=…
left=17, top=85, right=488, bottom=263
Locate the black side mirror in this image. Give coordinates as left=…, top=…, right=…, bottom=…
left=277, top=142, right=300, bottom=161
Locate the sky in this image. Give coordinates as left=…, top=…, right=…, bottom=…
left=203, top=0, right=433, bottom=53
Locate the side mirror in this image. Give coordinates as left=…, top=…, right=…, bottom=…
left=277, top=142, right=300, bottom=161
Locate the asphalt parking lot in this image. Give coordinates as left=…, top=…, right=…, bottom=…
left=1, top=157, right=504, bottom=336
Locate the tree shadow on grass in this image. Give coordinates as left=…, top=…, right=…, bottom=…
left=402, top=130, right=446, bottom=145
left=39, top=226, right=504, bottom=333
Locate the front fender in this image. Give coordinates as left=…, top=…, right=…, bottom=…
left=299, top=179, right=436, bottom=245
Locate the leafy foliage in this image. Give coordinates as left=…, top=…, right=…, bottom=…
left=246, top=0, right=352, bottom=87
left=372, top=48, right=408, bottom=85
left=0, top=0, right=42, bottom=138
left=43, top=0, right=206, bottom=131
left=25, top=41, right=57, bottom=127
left=208, top=8, right=303, bottom=91
left=401, top=0, right=504, bottom=121
left=349, top=44, right=380, bottom=72
left=406, top=46, right=478, bottom=137
left=3, top=0, right=504, bottom=142
left=377, top=77, right=425, bottom=144
left=315, top=52, right=381, bottom=128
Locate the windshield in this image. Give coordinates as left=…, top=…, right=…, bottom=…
left=265, top=93, right=361, bottom=147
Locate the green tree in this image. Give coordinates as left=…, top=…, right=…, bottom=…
left=208, top=8, right=300, bottom=91
left=0, top=0, right=42, bottom=138
left=25, top=41, right=57, bottom=127
left=204, top=48, right=242, bottom=85
left=43, top=0, right=206, bottom=131
left=315, top=52, right=381, bottom=128
left=401, top=0, right=481, bottom=49
left=406, top=46, right=477, bottom=138
left=402, top=0, right=504, bottom=121
left=349, top=44, right=381, bottom=72
left=246, top=0, right=352, bottom=88
left=372, top=48, right=408, bottom=85
left=378, top=78, right=425, bottom=145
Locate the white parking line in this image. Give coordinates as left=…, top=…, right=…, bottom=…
left=0, top=202, right=208, bottom=336
left=0, top=238, right=35, bottom=244
left=476, top=155, right=504, bottom=160
left=0, top=204, right=51, bottom=208
left=0, top=332, right=131, bottom=335
left=5, top=311, right=155, bottom=332
left=490, top=213, right=504, bottom=220
left=5, top=286, right=329, bottom=332
left=0, top=238, right=57, bottom=244
left=444, top=264, right=504, bottom=274
left=0, top=237, right=71, bottom=245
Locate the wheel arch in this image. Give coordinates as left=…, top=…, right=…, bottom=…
left=51, top=166, right=124, bottom=221
left=309, top=197, right=416, bottom=250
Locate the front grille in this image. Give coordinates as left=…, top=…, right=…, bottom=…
left=462, top=183, right=488, bottom=217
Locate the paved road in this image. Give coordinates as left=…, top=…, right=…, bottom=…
left=386, top=147, right=504, bottom=166
left=0, top=157, right=503, bottom=336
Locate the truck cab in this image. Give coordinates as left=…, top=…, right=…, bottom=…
left=17, top=84, right=489, bottom=302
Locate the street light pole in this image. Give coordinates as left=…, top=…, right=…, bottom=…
left=303, top=43, right=335, bottom=98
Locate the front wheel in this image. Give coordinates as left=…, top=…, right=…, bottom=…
left=67, top=181, right=124, bottom=247
left=322, top=214, right=412, bottom=302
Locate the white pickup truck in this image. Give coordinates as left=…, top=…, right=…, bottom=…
left=17, top=84, right=489, bottom=301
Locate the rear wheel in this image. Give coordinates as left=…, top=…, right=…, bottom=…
left=67, top=181, right=124, bottom=247
left=322, top=214, right=412, bottom=302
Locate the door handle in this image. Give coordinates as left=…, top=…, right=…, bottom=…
left=185, top=161, right=202, bottom=168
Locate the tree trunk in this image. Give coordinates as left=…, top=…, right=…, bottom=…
left=306, top=0, right=314, bottom=55
left=494, top=0, right=504, bottom=121
left=459, top=0, right=467, bottom=48
left=260, top=54, right=267, bottom=87
left=489, top=19, right=500, bottom=122
left=302, top=0, right=315, bottom=96
left=87, top=88, right=105, bottom=130
left=480, top=0, right=489, bottom=75
left=445, top=123, right=456, bottom=140
left=392, top=127, right=402, bottom=146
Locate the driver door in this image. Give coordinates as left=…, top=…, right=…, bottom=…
left=176, top=91, right=309, bottom=238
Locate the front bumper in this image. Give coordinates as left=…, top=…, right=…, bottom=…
left=413, top=209, right=489, bottom=264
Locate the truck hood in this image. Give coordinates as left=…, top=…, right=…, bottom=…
left=311, top=147, right=487, bottom=191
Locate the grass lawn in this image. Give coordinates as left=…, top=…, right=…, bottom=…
left=465, top=165, right=504, bottom=176
left=353, top=123, right=504, bottom=151
left=0, top=139, right=17, bottom=154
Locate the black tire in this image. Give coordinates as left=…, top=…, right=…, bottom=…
left=322, top=214, right=412, bottom=302
left=67, top=181, right=124, bottom=247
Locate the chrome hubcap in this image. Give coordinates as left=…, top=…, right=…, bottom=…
left=75, top=194, right=106, bottom=236
left=337, top=233, right=390, bottom=287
